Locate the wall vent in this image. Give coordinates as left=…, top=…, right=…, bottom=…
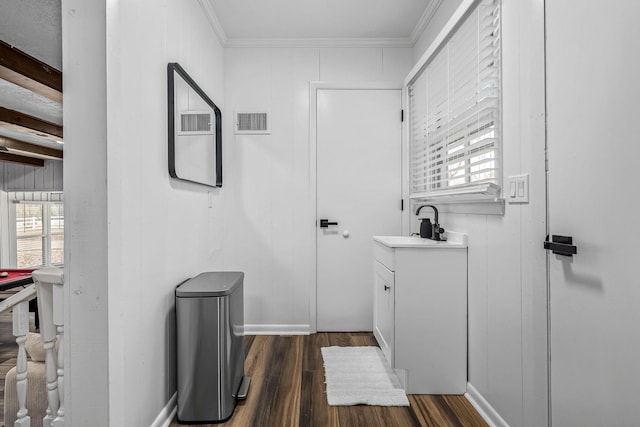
left=235, top=112, right=270, bottom=134
left=178, top=111, right=214, bottom=135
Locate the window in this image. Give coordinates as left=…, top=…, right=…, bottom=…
left=13, top=202, right=64, bottom=268
left=409, top=0, right=501, bottom=200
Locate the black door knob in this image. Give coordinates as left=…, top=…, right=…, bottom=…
left=320, top=219, right=338, bottom=228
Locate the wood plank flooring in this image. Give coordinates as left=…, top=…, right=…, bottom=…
left=0, top=320, right=488, bottom=426
left=171, top=333, right=488, bottom=427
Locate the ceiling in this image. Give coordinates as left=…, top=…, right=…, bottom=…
left=0, top=0, right=61, bottom=70
left=208, top=0, right=434, bottom=42
left=0, top=0, right=63, bottom=163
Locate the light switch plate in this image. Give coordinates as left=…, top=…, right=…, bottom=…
left=507, top=174, right=529, bottom=204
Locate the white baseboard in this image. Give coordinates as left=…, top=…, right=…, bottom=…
left=465, top=382, right=510, bottom=427
left=245, top=324, right=310, bottom=335
left=151, top=392, right=177, bottom=427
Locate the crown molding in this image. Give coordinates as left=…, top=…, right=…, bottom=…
left=224, top=37, right=413, bottom=49
left=199, top=0, right=442, bottom=49
left=197, top=0, right=228, bottom=45
left=405, top=0, right=475, bottom=86
left=409, top=0, right=443, bottom=45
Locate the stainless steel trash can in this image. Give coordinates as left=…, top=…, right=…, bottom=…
left=176, top=272, right=249, bottom=423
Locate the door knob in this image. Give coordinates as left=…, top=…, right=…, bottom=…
left=384, top=285, right=390, bottom=291
left=320, top=219, right=338, bottom=228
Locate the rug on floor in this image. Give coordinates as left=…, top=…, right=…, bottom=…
left=321, top=346, right=410, bottom=406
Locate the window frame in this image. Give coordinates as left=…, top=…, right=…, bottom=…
left=9, top=200, right=64, bottom=268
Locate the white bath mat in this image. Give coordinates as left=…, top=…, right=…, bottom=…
left=321, top=346, right=410, bottom=406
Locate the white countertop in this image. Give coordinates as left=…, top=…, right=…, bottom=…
left=373, top=231, right=468, bottom=248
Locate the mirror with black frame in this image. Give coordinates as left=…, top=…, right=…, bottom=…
left=167, top=62, right=222, bottom=187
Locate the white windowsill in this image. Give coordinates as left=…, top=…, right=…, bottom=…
left=410, top=183, right=505, bottom=215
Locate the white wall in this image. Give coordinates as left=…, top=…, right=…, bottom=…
left=63, top=0, right=225, bottom=425
left=63, top=1, right=109, bottom=424
left=410, top=1, right=547, bottom=426
left=2, top=160, right=63, bottom=191
left=223, top=47, right=412, bottom=332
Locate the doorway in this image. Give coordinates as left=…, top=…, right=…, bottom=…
left=311, top=83, right=402, bottom=332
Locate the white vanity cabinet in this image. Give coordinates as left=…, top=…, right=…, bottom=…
left=373, top=260, right=395, bottom=365
left=373, top=234, right=468, bottom=394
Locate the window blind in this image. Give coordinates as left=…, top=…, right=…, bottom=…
left=409, top=0, right=501, bottom=198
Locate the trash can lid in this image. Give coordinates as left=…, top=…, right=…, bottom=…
left=175, top=271, right=244, bottom=297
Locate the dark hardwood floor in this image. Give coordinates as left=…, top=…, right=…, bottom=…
left=171, top=333, right=488, bottom=427
left=0, top=318, right=487, bottom=426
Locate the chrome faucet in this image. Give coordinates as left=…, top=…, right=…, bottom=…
left=415, top=204, right=445, bottom=241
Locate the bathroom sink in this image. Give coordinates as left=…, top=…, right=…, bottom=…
left=373, top=232, right=467, bottom=248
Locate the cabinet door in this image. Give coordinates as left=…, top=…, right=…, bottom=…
left=373, top=261, right=394, bottom=366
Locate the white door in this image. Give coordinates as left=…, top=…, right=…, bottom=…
left=316, top=89, right=401, bottom=331
left=547, top=2, right=640, bottom=425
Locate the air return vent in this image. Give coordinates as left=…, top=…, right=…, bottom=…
left=235, top=112, right=270, bottom=134
left=178, top=111, right=213, bottom=135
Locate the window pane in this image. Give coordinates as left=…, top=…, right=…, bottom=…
left=17, top=236, right=43, bottom=268
left=51, top=234, right=64, bottom=265
left=50, top=204, right=64, bottom=233
left=16, top=204, right=43, bottom=237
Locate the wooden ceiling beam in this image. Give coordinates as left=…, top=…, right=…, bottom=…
left=0, top=40, right=62, bottom=103
left=0, top=152, right=45, bottom=167
left=0, top=135, right=63, bottom=160
left=0, top=107, right=63, bottom=143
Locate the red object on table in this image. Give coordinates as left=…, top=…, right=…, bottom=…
left=0, top=268, right=36, bottom=290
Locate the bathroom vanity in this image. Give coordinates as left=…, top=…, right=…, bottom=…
left=373, top=233, right=467, bottom=394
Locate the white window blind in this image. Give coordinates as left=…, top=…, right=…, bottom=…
left=409, top=0, right=501, bottom=199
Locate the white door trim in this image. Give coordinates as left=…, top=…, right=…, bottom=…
left=309, top=81, right=403, bottom=333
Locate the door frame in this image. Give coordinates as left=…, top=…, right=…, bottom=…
left=309, top=81, right=404, bottom=333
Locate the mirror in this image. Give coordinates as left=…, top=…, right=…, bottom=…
left=167, top=62, right=222, bottom=187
